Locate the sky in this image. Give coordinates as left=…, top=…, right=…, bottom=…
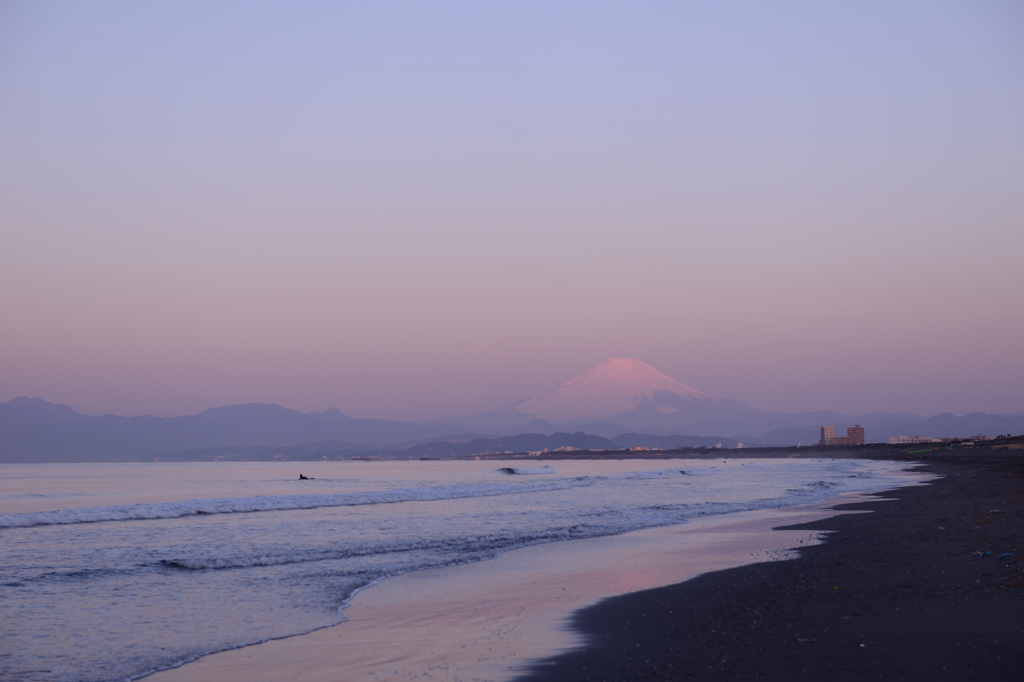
left=1, top=1, right=1022, bottom=420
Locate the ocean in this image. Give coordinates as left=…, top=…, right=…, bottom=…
left=0, top=457, right=916, bottom=682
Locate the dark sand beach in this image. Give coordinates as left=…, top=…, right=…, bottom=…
left=518, top=450, right=1024, bottom=681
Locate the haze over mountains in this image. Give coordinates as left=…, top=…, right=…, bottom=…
left=515, top=357, right=716, bottom=421
left=448, top=357, right=761, bottom=434
left=441, top=358, right=1011, bottom=440
left=1, top=358, right=1021, bottom=462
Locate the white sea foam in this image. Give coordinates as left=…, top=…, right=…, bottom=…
left=0, top=458, right=922, bottom=682
left=0, top=479, right=588, bottom=528
left=1, top=468, right=720, bottom=528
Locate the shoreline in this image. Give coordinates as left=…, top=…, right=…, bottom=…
left=143, top=460, right=925, bottom=682
left=517, top=450, right=1024, bottom=681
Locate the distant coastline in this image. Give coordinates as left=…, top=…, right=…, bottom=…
left=2, top=395, right=1021, bottom=463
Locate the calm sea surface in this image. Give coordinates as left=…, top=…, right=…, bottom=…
left=0, top=458, right=916, bottom=681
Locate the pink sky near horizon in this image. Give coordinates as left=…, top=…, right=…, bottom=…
left=1, top=1, right=1022, bottom=420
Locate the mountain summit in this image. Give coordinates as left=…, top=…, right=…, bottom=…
left=512, top=357, right=715, bottom=421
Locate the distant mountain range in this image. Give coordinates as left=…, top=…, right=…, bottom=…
left=1, top=357, right=1021, bottom=462
left=441, top=358, right=1024, bottom=441
left=0, top=397, right=481, bottom=462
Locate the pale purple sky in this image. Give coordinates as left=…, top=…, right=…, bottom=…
left=1, top=1, right=1022, bottom=420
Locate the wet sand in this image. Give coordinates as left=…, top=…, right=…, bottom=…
left=518, top=451, right=1024, bottom=681
left=144, top=466, right=926, bottom=682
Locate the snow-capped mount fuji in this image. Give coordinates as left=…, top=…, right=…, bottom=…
left=447, top=357, right=766, bottom=435
left=511, top=357, right=715, bottom=422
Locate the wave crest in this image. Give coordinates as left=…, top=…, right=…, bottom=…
left=0, top=480, right=587, bottom=529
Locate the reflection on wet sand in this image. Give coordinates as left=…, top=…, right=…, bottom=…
left=146, top=478, right=928, bottom=682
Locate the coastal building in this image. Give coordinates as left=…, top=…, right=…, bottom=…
left=843, top=424, right=865, bottom=445
left=819, top=426, right=835, bottom=445
left=818, top=425, right=865, bottom=446
left=889, top=436, right=940, bottom=444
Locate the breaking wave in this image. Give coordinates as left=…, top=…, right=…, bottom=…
left=0, top=469, right=706, bottom=529
left=0, top=479, right=590, bottom=529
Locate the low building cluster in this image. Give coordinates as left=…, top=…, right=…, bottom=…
left=890, top=434, right=991, bottom=445
left=889, top=436, right=940, bottom=444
